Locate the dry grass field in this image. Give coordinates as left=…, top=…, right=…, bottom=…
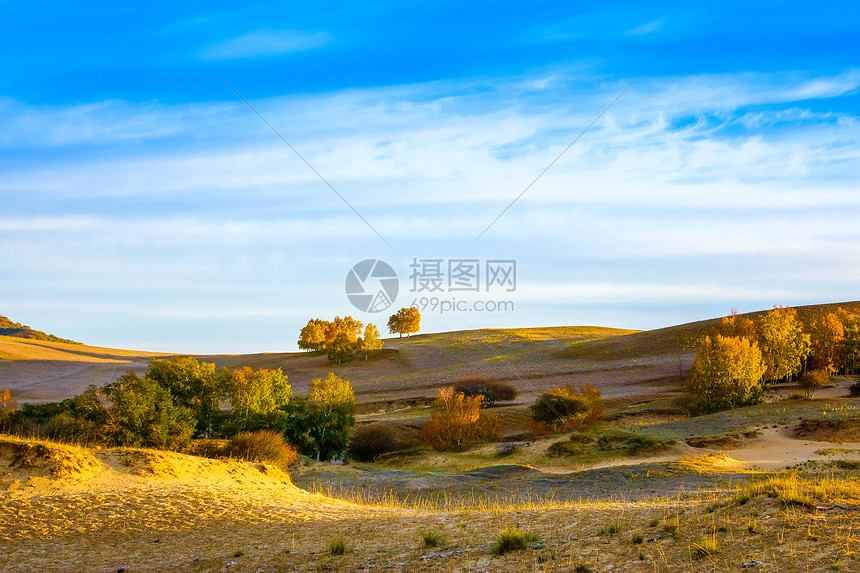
left=2, top=302, right=860, bottom=571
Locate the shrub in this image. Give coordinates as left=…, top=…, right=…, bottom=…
left=529, top=383, right=603, bottom=431
left=631, top=533, right=644, bottom=544
left=453, top=377, right=517, bottom=407
left=849, top=377, right=860, bottom=397
left=222, top=430, right=298, bottom=469
left=421, top=388, right=498, bottom=451
left=798, top=369, right=831, bottom=397
left=348, top=423, right=414, bottom=462
left=491, top=527, right=538, bottom=556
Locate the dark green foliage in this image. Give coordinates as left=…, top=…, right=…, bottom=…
left=347, top=423, right=405, bottom=462
left=101, top=373, right=196, bottom=449
left=283, top=375, right=357, bottom=461
left=453, top=377, right=517, bottom=407
left=0, top=314, right=79, bottom=344
left=849, top=377, right=860, bottom=397
left=143, top=356, right=230, bottom=436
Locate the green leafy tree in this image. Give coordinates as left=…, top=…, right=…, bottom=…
left=300, top=373, right=357, bottom=461
left=686, top=334, right=767, bottom=415
left=756, top=305, right=811, bottom=383
left=387, top=307, right=421, bottom=338
left=144, top=356, right=230, bottom=436
left=101, top=372, right=196, bottom=449
left=229, top=367, right=292, bottom=429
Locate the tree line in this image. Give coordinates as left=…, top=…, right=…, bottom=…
left=297, top=307, right=421, bottom=363
left=0, top=357, right=356, bottom=462
left=686, top=305, right=860, bottom=415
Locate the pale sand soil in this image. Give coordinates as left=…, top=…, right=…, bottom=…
left=1, top=437, right=858, bottom=572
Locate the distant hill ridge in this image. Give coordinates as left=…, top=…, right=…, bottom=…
left=0, top=315, right=79, bottom=345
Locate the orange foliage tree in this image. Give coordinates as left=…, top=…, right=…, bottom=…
left=421, top=388, right=497, bottom=451
left=716, top=308, right=757, bottom=340
left=809, top=312, right=845, bottom=374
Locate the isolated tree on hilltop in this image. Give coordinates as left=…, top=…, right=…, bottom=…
left=388, top=307, right=421, bottom=338
left=298, top=318, right=330, bottom=351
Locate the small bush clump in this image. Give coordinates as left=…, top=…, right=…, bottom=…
left=529, top=383, right=603, bottom=432
left=849, top=378, right=860, bottom=397
left=328, top=538, right=346, bottom=556
left=491, top=527, right=538, bottom=556
left=222, top=430, right=297, bottom=469
left=798, top=369, right=831, bottom=397
left=347, top=423, right=414, bottom=462
left=420, top=530, right=443, bottom=548
left=453, top=377, right=517, bottom=407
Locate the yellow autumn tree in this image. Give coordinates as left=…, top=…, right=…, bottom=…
left=387, top=307, right=421, bottom=338
left=755, top=305, right=811, bottom=383
left=837, top=308, right=860, bottom=374
left=809, top=312, right=845, bottom=374
left=716, top=309, right=757, bottom=340
left=229, top=367, right=292, bottom=423
left=686, top=334, right=767, bottom=415
left=421, top=387, right=497, bottom=451
left=297, top=318, right=330, bottom=351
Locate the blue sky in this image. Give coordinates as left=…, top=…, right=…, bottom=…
left=1, top=1, right=859, bottom=352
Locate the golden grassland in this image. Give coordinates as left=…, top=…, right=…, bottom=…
left=0, top=335, right=166, bottom=362
left=1, top=434, right=858, bottom=573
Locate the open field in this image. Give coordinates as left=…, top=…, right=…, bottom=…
left=1, top=433, right=858, bottom=572
left=2, top=302, right=860, bottom=571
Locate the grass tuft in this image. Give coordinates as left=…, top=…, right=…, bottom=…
left=328, top=538, right=346, bottom=556
left=420, top=530, right=443, bottom=549
left=491, top=527, right=538, bottom=556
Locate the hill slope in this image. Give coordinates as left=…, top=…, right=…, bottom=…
left=0, top=315, right=78, bottom=344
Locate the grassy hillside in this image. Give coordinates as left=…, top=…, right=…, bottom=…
left=0, top=314, right=78, bottom=344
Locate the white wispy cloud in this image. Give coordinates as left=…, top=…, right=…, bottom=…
left=203, top=28, right=329, bottom=59
left=2, top=67, right=859, bottom=350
